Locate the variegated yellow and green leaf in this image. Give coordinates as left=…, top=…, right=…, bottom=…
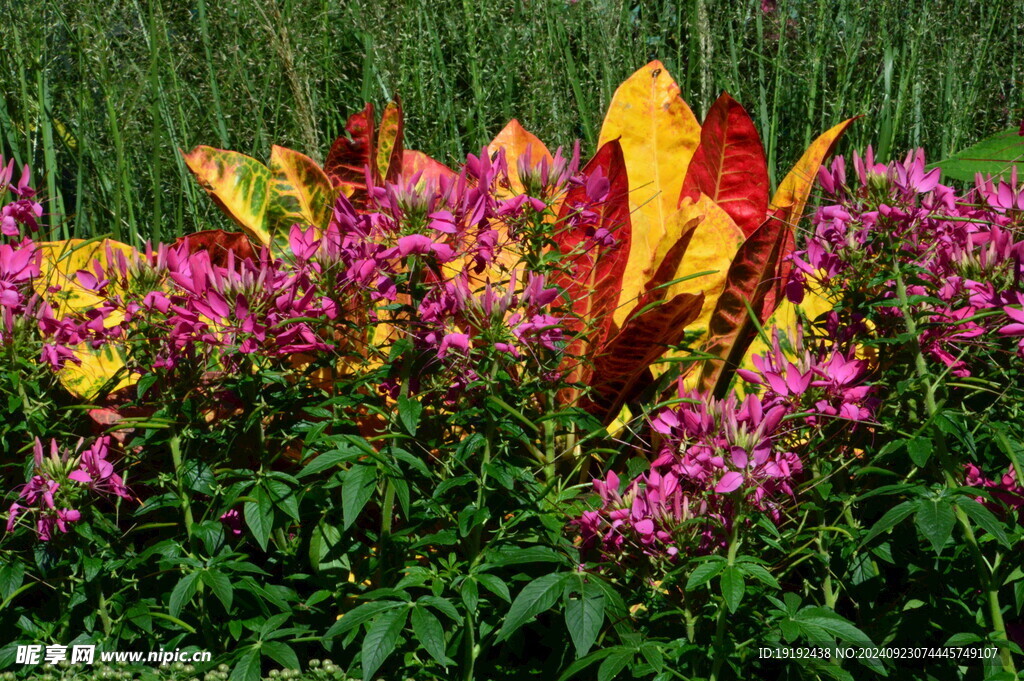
left=183, top=146, right=272, bottom=246
left=267, top=145, right=335, bottom=245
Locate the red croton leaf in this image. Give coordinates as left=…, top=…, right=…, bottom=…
left=400, top=150, right=457, bottom=185
left=173, top=229, right=257, bottom=268
left=585, top=292, right=704, bottom=425
left=679, top=92, right=769, bottom=238
left=697, top=212, right=793, bottom=398
left=553, top=139, right=632, bottom=389
left=324, top=103, right=375, bottom=207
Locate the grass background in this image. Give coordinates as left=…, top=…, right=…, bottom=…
left=0, top=0, right=1021, bottom=247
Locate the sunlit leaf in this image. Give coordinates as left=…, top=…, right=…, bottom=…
left=324, top=103, right=375, bottom=208
left=400, top=150, right=457, bottom=187
left=933, top=128, right=1024, bottom=183
left=587, top=292, right=704, bottom=424
left=376, top=99, right=405, bottom=183
left=770, top=117, right=857, bottom=231
left=487, top=119, right=554, bottom=198
left=679, top=92, right=769, bottom=238
left=267, top=145, right=335, bottom=242
left=553, top=140, right=632, bottom=388
left=182, top=146, right=272, bottom=246
left=698, top=212, right=793, bottom=397
left=598, top=60, right=701, bottom=328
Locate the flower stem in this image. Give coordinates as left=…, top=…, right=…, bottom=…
left=710, top=515, right=742, bottom=681
left=169, top=432, right=194, bottom=540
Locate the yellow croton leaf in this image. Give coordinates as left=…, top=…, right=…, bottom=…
left=267, top=145, right=335, bottom=241
left=487, top=119, right=554, bottom=198
left=183, top=146, right=273, bottom=246
left=598, top=60, right=702, bottom=328
left=651, top=195, right=745, bottom=379
left=35, top=239, right=141, bottom=399
left=770, top=117, right=857, bottom=228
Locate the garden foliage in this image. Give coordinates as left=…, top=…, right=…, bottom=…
left=1, top=62, right=1023, bottom=681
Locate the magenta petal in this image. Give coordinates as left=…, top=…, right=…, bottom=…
left=715, top=471, right=744, bottom=494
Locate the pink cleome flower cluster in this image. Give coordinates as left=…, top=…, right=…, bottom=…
left=793, top=147, right=1024, bottom=378
left=5, top=436, right=131, bottom=541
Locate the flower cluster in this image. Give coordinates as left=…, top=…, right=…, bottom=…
left=576, top=385, right=807, bottom=562
left=5, top=436, right=131, bottom=541
left=791, top=148, right=1024, bottom=378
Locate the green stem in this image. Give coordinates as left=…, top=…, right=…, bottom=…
left=894, top=267, right=1016, bottom=675
left=710, top=516, right=742, bottom=681
left=169, top=433, right=194, bottom=540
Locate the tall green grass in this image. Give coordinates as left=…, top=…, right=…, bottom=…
left=0, top=0, right=1021, bottom=242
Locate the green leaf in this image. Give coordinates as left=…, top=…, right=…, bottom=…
left=720, top=565, right=745, bottom=613
left=565, top=584, right=605, bottom=658
left=796, top=607, right=874, bottom=646
left=260, top=641, right=299, bottom=671
left=362, top=607, right=408, bottom=681
left=299, top=446, right=360, bottom=478
left=497, top=573, right=571, bottom=642
left=685, top=558, right=726, bottom=591
left=933, top=128, right=1024, bottom=183
left=460, top=577, right=479, bottom=612
left=200, top=570, right=234, bottom=611
left=915, top=497, right=956, bottom=554
left=343, top=463, right=378, bottom=529
left=397, top=395, right=423, bottom=436
left=243, top=500, right=272, bottom=551
left=955, top=497, right=1011, bottom=548
left=945, top=632, right=984, bottom=646
left=0, top=562, right=24, bottom=600
left=906, top=437, right=932, bottom=467
left=741, top=563, right=779, bottom=589
left=476, top=573, right=511, bottom=603
left=169, top=571, right=201, bottom=619
left=411, top=606, right=454, bottom=666
left=597, top=647, right=633, bottom=681
left=417, top=596, right=460, bottom=622
left=860, top=500, right=916, bottom=547
left=228, top=649, right=261, bottom=681
left=324, top=601, right=404, bottom=639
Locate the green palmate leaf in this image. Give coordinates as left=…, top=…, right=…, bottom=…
left=343, top=463, right=378, bottom=529
left=906, top=437, right=932, bottom=467
left=741, top=563, right=780, bottom=589
left=362, top=607, right=408, bottom=681
left=168, top=571, right=200, bottom=619
left=0, top=563, right=24, bottom=600
left=934, top=128, right=1024, bottom=183
left=411, top=606, right=454, bottom=667
left=497, top=573, right=572, bottom=642
left=955, top=497, right=1011, bottom=548
left=298, top=446, right=360, bottom=478
left=720, top=565, right=745, bottom=613
left=915, top=498, right=956, bottom=554
left=565, top=582, right=606, bottom=658
left=686, top=558, right=726, bottom=591
left=200, top=570, right=233, bottom=611
left=860, top=500, right=916, bottom=547
left=476, top=573, right=511, bottom=603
